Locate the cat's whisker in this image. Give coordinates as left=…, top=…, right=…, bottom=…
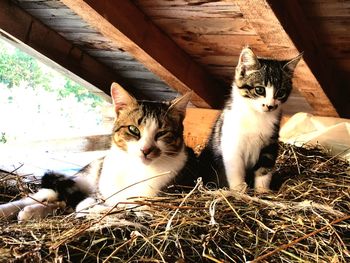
left=163, top=151, right=183, bottom=156
left=158, top=155, right=184, bottom=163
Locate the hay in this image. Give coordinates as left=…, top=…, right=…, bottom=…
left=0, top=143, right=349, bottom=262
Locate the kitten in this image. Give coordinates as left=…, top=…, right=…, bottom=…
left=199, top=47, right=302, bottom=192
left=0, top=82, right=197, bottom=220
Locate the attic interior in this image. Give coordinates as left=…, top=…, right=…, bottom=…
left=1, top=1, right=350, bottom=261
left=0, top=0, right=350, bottom=158
left=1, top=0, right=349, bottom=117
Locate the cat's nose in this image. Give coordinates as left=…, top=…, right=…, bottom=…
left=263, top=104, right=277, bottom=111
left=141, top=147, right=153, bottom=157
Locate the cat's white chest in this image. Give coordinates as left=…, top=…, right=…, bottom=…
left=98, top=148, right=186, bottom=206
left=221, top=100, right=279, bottom=169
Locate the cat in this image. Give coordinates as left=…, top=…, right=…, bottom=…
left=199, top=47, right=302, bottom=192
left=0, top=82, right=198, bottom=220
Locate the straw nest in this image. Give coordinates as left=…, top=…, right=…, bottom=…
left=0, top=143, right=349, bottom=262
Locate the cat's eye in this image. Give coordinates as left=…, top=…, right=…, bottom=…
left=255, top=86, right=265, bottom=96
left=128, top=125, right=140, bottom=137
left=155, top=130, right=169, bottom=140
left=275, top=89, right=287, bottom=99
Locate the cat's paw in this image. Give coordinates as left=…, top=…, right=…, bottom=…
left=18, top=202, right=65, bottom=222
left=76, top=205, right=118, bottom=219
left=0, top=202, right=22, bottom=220
left=30, top=188, right=58, bottom=202
left=254, top=186, right=270, bottom=194
left=230, top=183, right=247, bottom=193
left=0, top=188, right=59, bottom=220
left=75, top=197, right=102, bottom=218
left=18, top=204, right=46, bottom=221
left=254, top=169, right=272, bottom=193
left=133, top=209, right=153, bottom=218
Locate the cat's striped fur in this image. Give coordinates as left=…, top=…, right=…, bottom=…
left=199, top=47, right=302, bottom=192
left=0, top=83, right=197, bottom=220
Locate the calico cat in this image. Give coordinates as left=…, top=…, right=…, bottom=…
left=0, top=82, right=197, bottom=220
left=199, top=47, right=302, bottom=192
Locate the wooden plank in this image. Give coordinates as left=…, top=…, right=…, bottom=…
left=307, top=19, right=350, bottom=36
left=152, top=17, right=255, bottom=35
left=205, top=66, right=234, bottom=83
left=11, top=0, right=179, bottom=103
left=136, top=7, right=242, bottom=20
left=86, top=50, right=136, bottom=59
left=300, top=1, right=350, bottom=18
left=233, top=0, right=339, bottom=117
left=183, top=108, right=219, bottom=149
left=332, top=59, right=350, bottom=73
left=133, top=0, right=241, bottom=8
left=25, top=8, right=77, bottom=19
left=60, top=0, right=227, bottom=109
left=0, top=0, right=120, bottom=99
left=15, top=0, right=68, bottom=9
left=172, top=34, right=270, bottom=56
left=322, top=44, right=350, bottom=59
left=196, top=55, right=237, bottom=66
left=104, top=60, right=149, bottom=72
left=134, top=0, right=241, bottom=19
left=43, top=18, right=91, bottom=28
left=309, top=18, right=350, bottom=60
left=266, top=0, right=350, bottom=118
left=137, top=2, right=315, bottom=118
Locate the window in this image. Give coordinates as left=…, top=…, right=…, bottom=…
left=0, top=36, right=112, bottom=176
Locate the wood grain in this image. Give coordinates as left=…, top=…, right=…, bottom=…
left=234, top=0, right=339, bottom=117
left=152, top=17, right=255, bottom=35
left=59, top=0, right=227, bottom=108
left=267, top=0, right=349, bottom=117
left=6, top=0, right=349, bottom=118
left=0, top=0, right=118, bottom=99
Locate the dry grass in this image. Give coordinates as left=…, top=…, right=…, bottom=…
left=0, top=143, right=349, bottom=262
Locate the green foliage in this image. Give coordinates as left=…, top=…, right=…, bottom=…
left=58, top=79, right=103, bottom=107
left=0, top=42, right=52, bottom=90
left=0, top=39, right=103, bottom=107
left=0, top=133, right=7, bottom=144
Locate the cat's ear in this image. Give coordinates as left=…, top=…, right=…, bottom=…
left=110, top=82, right=137, bottom=113
left=236, top=46, right=261, bottom=77
left=169, top=91, right=192, bottom=119
left=283, top=52, right=303, bottom=76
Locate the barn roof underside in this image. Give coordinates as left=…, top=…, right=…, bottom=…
left=1, top=0, right=349, bottom=118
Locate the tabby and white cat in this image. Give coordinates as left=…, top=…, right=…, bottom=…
left=199, top=47, right=302, bottom=192
left=0, top=82, right=197, bottom=220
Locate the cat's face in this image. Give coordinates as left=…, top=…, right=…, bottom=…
left=110, top=83, right=191, bottom=165
left=234, top=47, right=302, bottom=113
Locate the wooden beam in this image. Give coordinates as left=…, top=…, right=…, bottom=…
left=183, top=108, right=219, bottom=149
left=59, top=0, right=227, bottom=109
left=267, top=0, right=350, bottom=118
left=233, top=0, right=339, bottom=117
left=0, top=0, right=120, bottom=98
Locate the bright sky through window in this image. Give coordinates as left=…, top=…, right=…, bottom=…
left=0, top=37, right=111, bottom=145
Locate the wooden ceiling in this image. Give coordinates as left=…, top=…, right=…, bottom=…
left=1, top=0, right=349, bottom=118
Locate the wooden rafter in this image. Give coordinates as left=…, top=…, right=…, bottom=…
left=0, top=0, right=120, bottom=98
left=233, top=0, right=339, bottom=117
left=59, top=0, right=227, bottom=109
left=267, top=0, right=350, bottom=118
